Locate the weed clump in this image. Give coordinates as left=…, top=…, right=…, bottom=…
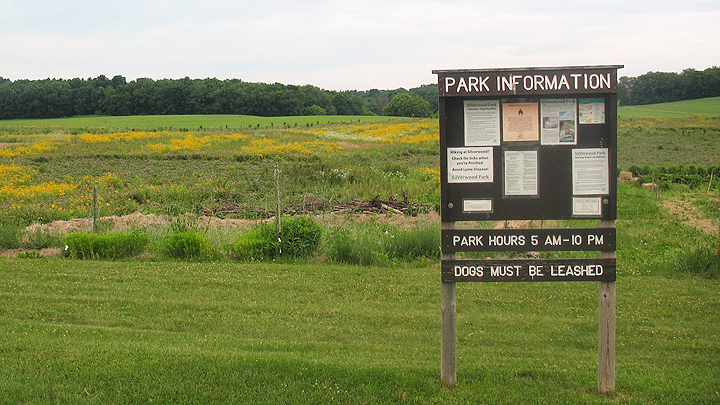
left=161, top=231, right=215, bottom=260
left=64, top=231, right=149, bottom=260
left=229, top=216, right=322, bottom=261
left=675, top=245, right=720, bottom=279
left=325, top=222, right=440, bottom=266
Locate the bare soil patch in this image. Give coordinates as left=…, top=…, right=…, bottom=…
left=663, top=198, right=719, bottom=236
left=24, top=211, right=267, bottom=237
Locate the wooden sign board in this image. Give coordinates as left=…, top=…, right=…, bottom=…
left=434, top=66, right=621, bottom=222
left=434, top=66, right=621, bottom=394
left=443, top=258, right=616, bottom=282
left=442, top=228, right=616, bottom=252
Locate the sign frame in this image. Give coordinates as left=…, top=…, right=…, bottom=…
left=434, top=65, right=622, bottom=395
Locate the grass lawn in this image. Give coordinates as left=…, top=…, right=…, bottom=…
left=0, top=258, right=718, bottom=404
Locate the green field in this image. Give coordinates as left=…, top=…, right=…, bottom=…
left=617, top=116, right=720, bottom=168
left=0, top=100, right=719, bottom=403
left=0, top=114, right=401, bottom=133
left=618, top=96, right=720, bottom=118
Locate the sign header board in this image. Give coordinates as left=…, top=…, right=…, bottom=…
left=433, top=66, right=622, bottom=97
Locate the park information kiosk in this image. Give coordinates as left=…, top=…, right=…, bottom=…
left=433, top=65, right=622, bottom=395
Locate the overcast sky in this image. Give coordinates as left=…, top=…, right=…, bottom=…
left=1, top=0, right=718, bottom=90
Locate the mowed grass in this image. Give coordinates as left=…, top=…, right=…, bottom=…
left=1, top=258, right=718, bottom=404
left=618, top=96, right=720, bottom=118
left=0, top=114, right=402, bottom=133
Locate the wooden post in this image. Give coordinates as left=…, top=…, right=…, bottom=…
left=441, top=221, right=457, bottom=387
left=708, top=169, right=715, bottom=194
left=598, top=219, right=616, bottom=396
left=92, top=183, right=99, bottom=234
left=274, top=164, right=281, bottom=255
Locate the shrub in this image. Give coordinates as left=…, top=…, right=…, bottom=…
left=64, top=231, right=149, bottom=260
left=228, top=226, right=277, bottom=261
left=278, top=216, right=322, bottom=258
left=161, top=231, right=214, bottom=260
left=229, top=216, right=322, bottom=261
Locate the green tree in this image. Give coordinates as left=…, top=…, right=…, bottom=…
left=383, top=93, right=431, bottom=117
left=332, top=92, right=367, bottom=115
left=409, top=84, right=439, bottom=114
left=304, top=104, right=327, bottom=115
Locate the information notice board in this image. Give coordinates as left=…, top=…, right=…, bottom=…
left=434, top=66, right=620, bottom=393
left=434, top=65, right=622, bottom=284
left=436, top=66, right=621, bottom=223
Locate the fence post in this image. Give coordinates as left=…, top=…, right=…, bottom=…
left=274, top=164, right=281, bottom=255
left=92, top=183, right=99, bottom=234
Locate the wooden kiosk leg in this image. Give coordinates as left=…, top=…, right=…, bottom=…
left=598, top=220, right=616, bottom=396
left=441, top=281, right=457, bottom=386
left=598, top=280, right=616, bottom=395
left=441, top=222, right=457, bottom=387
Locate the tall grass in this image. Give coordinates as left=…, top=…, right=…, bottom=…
left=63, top=231, right=150, bottom=259
left=325, top=222, right=440, bottom=265
left=675, top=245, right=720, bottom=278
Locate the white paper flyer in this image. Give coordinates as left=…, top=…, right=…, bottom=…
left=464, top=100, right=500, bottom=146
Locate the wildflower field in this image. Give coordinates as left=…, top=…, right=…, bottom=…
left=0, top=119, right=439, bottom=226
left=0, top=114, right=718, bottom=256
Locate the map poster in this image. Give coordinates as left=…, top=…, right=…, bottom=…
left=502, top=102, right=539, bottom=142
left=572, top=148, right=609, bottom=195
left=541, top=99, right=577, bottom=145
left=578, top=98, right=605, bottom=124
left=464, top=100, right=500, bottom=146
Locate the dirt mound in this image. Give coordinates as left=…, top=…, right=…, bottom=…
left=23, top=210, right=441, bottom=239
left=24, top=211, right=266, bottom=237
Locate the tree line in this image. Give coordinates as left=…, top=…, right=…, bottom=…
left=0, top=75, right=437, bottom=120
left=618, top=67, right=720, bottom=106
left=1, top=67, right=717, bottom=119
